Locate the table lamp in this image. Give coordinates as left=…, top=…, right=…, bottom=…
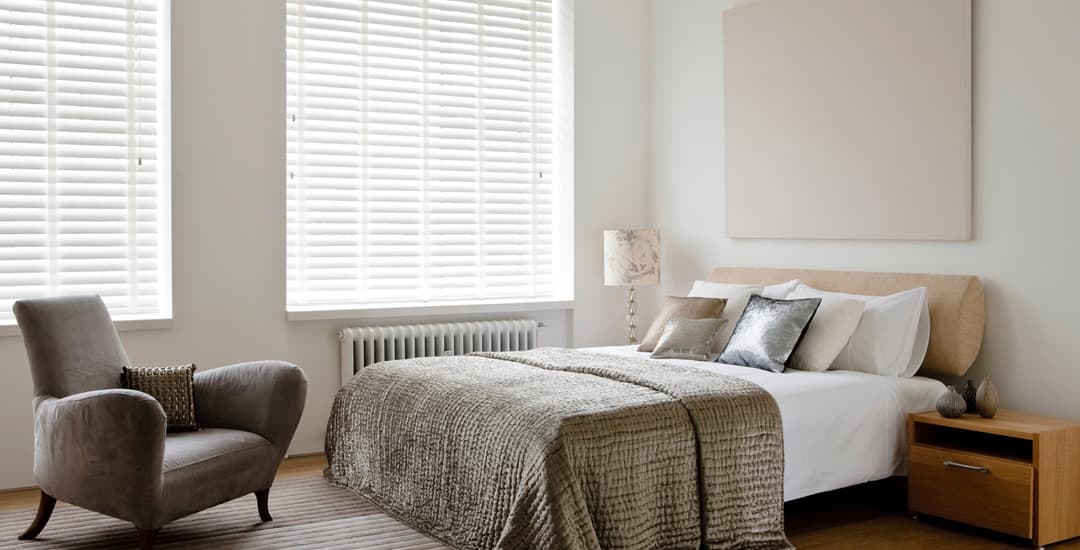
left=603, top=229, right=660, bottom=345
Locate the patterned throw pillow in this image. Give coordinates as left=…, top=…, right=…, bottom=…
left=122, top=364, right=199, bottom=432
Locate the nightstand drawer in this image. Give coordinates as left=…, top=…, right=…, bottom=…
left=909, top=444, right=1033, bottom=538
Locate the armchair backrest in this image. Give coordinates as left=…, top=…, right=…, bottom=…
left=14, top=295, right=130, bottom=399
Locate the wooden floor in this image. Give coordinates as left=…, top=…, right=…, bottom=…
left=2, top=454, right=1077, bottom=549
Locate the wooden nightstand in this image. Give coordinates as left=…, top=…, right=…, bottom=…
left=908, top=410, right=1080, bottom=548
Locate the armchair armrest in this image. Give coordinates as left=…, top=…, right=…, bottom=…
left=193, top=361, right=307, bottom=451
left=33, top=389, right=166, bottom=527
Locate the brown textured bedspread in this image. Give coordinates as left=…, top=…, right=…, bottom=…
left=325, top=348, right=791, bottom=550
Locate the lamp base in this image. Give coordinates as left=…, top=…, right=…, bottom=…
left=626, top=285, right=638, bottom=345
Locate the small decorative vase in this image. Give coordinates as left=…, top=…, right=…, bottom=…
left=976, top=377, right=1000, bottom=419
left=962, top=380, right=977, bottom=413
left=936, top=387, right=967, bottom=418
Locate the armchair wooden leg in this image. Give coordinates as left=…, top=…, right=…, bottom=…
left=18, top=491, right=57, bottom=540
left=255, top=488, right=272, bottom=522
left=136, top=527, right=159, bottom=550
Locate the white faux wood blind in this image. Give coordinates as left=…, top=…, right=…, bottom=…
left=287, top=0, right=573, bottom=310
left=0, top=0, right=170, bottom=323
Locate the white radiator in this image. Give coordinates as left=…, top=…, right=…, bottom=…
left=338, top=320, right=539, bottom=384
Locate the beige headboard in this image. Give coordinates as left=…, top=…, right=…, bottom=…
left=707, top=267, right=985, bottom=378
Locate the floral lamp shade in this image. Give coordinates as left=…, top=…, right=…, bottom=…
left=603, top=229, right=660, bottom=287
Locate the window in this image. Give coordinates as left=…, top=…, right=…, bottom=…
left=0, top=0, right=171, bottom=324
left=287, top=0, right=573, bottom=312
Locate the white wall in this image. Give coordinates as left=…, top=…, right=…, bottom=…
left=0, top=0, right=651, bottom=490
left=650, top=0, right=1080, bottom=418
left=573, top=0, right=655, bottom=347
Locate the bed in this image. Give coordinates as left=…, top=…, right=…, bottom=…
left=584, top=345, right=945, bottom=501
left=325, top=267, right=985, bottom=550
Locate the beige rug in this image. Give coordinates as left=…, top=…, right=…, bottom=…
left=1, top=476, right=449, bottom=549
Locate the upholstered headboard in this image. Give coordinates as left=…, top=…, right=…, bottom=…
left=707, top=267, right=985, bottom=378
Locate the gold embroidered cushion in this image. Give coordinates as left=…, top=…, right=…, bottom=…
left=122, top=364, right=199, bottom=432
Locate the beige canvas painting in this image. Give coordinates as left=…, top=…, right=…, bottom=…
left=723, top=0, right=972, bottom=240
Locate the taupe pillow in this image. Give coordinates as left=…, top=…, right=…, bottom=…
left=638, top=296, right=727, bottom=352
left=122, top=364, right=199, bottom=432
left=650, top=318, right=729, bottom=362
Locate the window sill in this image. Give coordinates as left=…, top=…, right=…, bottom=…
left=287, top=299, right=575, bottom=322
left=0, top=317, right=173, bottom=338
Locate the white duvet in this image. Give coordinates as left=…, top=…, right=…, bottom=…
left=585, top=345, right=945, bottom=502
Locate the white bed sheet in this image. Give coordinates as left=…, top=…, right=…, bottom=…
left=584, top=345, right=945, bottom=502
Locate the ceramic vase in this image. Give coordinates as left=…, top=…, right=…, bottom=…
left=961, top=379, right=977, bottom=413
left=976, top=377, right=999, bottom=419
left=936, top=387, right=967, bottom=418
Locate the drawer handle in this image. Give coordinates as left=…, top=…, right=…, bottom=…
left=943, top=460, right=990, bottom=474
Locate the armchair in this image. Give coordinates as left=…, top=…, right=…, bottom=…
left=14, top=295, right=307, bottom=549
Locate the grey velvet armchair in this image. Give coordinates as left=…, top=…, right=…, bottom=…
left=13, top=295, right=308, bottom=549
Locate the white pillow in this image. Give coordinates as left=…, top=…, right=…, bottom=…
left=789, top=284, right=930, bottom=377
left=687, top=281, right=761, bottom=352
left=761, top=279, right=801, bottom=299
left=903, top=295, right=931, bottom=378
left=689, top=279, right=799, bottom=300
left=687, top=279, right=801, bottom=351
left=785, top=288, right=865, bottom=372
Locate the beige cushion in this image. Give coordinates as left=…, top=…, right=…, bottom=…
left=707, top=267, right=985, bottom=377
left=638, top=296, right=727, bottom=352
left=786, top=289, right=866, bottom=372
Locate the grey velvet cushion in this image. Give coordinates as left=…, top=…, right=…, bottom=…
left=159, top=428, right=279, bottom=523
left=650, top=318, right=729, bottom=362
left=719, top=294, right=822, bottom=373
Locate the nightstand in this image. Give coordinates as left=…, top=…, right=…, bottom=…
left=908, top=410, right=1080, bottom=548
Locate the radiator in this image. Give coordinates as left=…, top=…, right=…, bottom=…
left=338, top=320, right=539, bottom=384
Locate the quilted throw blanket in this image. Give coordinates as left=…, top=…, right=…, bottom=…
left=325, top=348, right=791, bottom=550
